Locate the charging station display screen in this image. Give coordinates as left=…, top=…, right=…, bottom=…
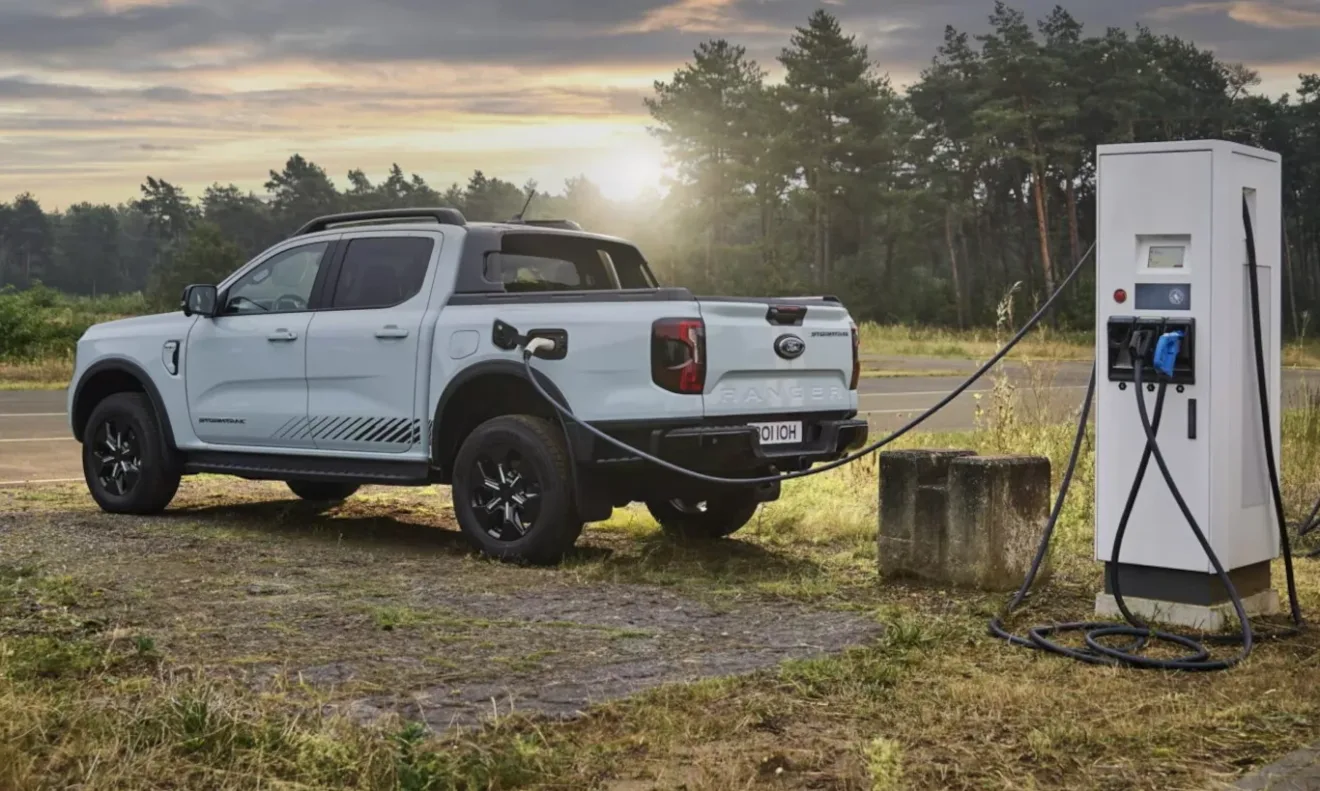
left=1148, top=245, right=1186, bottom=269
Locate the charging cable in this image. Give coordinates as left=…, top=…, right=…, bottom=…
left=516, top=242, right=1096, bottom=488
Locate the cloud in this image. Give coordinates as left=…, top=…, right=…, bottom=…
left=0, top=76, right=213, bottom=101
left=1136, top=0, right=1320, bottom=67
left=0, top=1, right=710, bottom=71
left=1, top=0, right=1315, bottom=77
left=0, top=76, right=101, bottom=99
left=1152, top=0, right=1320, bottom=28
left=1, top=0, right=1317, bottom=208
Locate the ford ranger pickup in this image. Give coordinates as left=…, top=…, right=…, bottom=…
left=67, top=207, right=868, bottom=563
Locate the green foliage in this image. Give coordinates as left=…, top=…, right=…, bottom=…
left=147, top=221, right=245, bottom=311
left=0, top=284, right=145, bottom=361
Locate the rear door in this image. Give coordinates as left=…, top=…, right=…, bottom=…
left=699, top=298, right=856, bottom=442
left=303, top=231, right=441, bottom=454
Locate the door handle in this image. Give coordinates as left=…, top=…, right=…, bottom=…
left=267, top=329, right=298, bottom=342
left=375, top=325, right=410, bottom=339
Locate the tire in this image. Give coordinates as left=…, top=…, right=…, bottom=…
left=81, top=392, right=181, bottom=515
left=287, top=481, right=360, bottom=502
left=645, top=494, right=761, bottom=540
left=451, top=415, right=582, bottom=565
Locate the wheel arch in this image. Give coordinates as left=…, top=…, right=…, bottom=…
left=431, top=359, right=572, bottom=482
left=71, top=358, right=177, bottom=450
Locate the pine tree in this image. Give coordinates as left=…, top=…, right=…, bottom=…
left=646, top=40, right=764, bottom=287
left=779, top=10, right=892, bottom=289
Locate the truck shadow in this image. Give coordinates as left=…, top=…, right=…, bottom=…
left=164, top=498, right=477, bottom=555
left=161, top=498, right=827, bottom=584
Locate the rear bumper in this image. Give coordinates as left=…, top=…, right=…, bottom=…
left=567, top=414, right=869, bottom=473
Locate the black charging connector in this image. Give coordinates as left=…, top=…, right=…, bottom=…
left=1128, top=326, right=1156, bottom=362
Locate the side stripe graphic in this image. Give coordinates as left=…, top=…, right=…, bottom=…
left=268, top=416, right=423, bottom=445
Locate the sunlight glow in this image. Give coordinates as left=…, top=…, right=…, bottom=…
left=581, top=144, right=671, bottom=201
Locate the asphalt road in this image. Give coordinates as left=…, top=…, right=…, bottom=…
left=4, top=360, right=1318, bottom=486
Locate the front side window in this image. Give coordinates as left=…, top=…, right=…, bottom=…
left=224, top=242, right=328, bottom=315
left=331, top=237, right=434, bottom=310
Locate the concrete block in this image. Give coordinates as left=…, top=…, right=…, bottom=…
left=877, top=449, right=975, bottom=581
left=946, top=455, right=1052, bottom=591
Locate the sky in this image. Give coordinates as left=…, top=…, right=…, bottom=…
left=1, top=0, right=1317, bottom=210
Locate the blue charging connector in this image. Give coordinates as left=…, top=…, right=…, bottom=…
left=1153, top=330, right=1184, bottom=378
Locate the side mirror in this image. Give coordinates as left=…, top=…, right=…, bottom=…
left=181, top=284, right=218, bottom=317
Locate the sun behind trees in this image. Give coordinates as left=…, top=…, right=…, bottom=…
left=0, top=3, right=1318, bottom=332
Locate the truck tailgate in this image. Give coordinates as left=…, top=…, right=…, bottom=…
left=698, top=298, right=856, bottom=424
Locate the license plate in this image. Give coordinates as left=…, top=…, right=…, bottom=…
left=750, top=421, right=802, bottom=446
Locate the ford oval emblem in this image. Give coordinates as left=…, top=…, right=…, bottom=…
left=775, top=334, right=806, bottom=360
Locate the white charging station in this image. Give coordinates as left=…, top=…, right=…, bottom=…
left=1093, top=140, right=1283, bottom=630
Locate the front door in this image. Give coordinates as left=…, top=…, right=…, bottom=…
left=304, top=232, right=439, bottom=454
left=185, top=240, right=333, bottom=448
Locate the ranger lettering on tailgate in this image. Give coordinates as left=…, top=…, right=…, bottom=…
left=713, top=384, right=847, bottom=406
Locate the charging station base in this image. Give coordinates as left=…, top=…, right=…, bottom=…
left=1095, top=589, right=1279, bottom=632
left=1094, top=560, right=1278, bottom=630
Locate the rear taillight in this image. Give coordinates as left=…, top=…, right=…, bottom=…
left=652, top=317, right=706, bottom=394
left=849, top=321, right=860, bottom=390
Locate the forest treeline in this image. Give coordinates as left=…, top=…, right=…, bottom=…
left=1, top=2, right=1318, bottom=332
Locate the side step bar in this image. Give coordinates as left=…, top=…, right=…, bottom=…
left=183, top=451, right=432, bottom=486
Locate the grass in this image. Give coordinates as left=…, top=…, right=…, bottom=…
left=0, top=358, right=73, bottom=390
left=857, top=321, right=1095, bottom=362
left=6, top=358, right=1320, bottom=790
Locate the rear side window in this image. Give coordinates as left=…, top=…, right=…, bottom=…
left=331, top=237, right=434, bottom=309
left=487, top=233, right=658, bottom=293
left=486, top=253, right=610, bottom=292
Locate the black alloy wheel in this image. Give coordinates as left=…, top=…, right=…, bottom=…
left=92, top=417, right=143, bottom=496
left=469, top=448, right=543, bottom=541
left=81, top=391, right=181, bottom=514
left=450, top=414, right=582, bottom=565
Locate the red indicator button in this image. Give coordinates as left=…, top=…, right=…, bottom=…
left=1113, top=288, right=1128, bottom=304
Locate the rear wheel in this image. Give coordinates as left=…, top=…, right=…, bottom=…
left=646, top=494, right=760, bottom=540
left=451, top=415, right=582, bottom=565
left=81, top=392, right=180, bottom=515
left=286, top=481, right=360, bottom=502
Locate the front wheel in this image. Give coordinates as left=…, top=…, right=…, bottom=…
left=645, top=494, right=761, bottom=540
left=82, top=392, right=181, bottom=515
left=451, top=415, right=583, bottom=565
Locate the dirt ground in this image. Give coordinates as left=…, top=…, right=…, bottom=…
left=0, top=478, right=883, bottom=733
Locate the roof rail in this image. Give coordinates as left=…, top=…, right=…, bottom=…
left=507, top=218, right=583, bottom=231
left=292, top=207, right=467, bottom=236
